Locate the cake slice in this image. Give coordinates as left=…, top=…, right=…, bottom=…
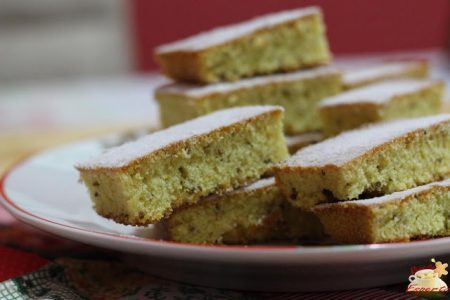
left=167, top=177, right=323, bottom=244
left=342, top=60, right=429, bottom=90
left=156, top=67, right=341, bottom=133
left=313, top=179, right=450, bottom=244
left=273, top=114, right=450, bottom=209
left=319, top=79, right=443, bottom=136
left=167, top=178, right=282, bottom=244
left=155, top=6, right=331, bottom=83
left=76, top=106, right=288, bottom=225
left=285, top=132, right=323, bottom=154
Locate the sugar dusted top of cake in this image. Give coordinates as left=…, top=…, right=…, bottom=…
left=285, top=132, right=323, bottom=149
left=77, top=106, right=282, bottom=169
left=340, top=179, right=450, bottom=207
left=156, top=66, right=338, bottom=98
left=343, top=61, right=426, bottom=86
left=320, top=79, right=438, bottom=107
left=281, top=114, right=450, bottom=168
left=198, top=177, right=276, bottom=204
left=155, top=6, right=321, bottom=54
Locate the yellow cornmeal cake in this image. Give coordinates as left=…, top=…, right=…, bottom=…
left=154, top=7, right=330, bottom=83
left=285, top=132, right=323, bottom=154
left=155, top=67, right=341, bottom=134
left=76, top=106, right=288, bottom=225
left=273, top=114, right=450, bottom=209
left=319, top=79, right=443, bottom=136
left=167, top=177, right=323, bottom=244
left=313, top=179, right=450, bottom=244
left=342, top=60, right=429, bottom=90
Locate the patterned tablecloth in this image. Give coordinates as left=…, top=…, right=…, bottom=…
left=0, top=208, right=419, bottom=299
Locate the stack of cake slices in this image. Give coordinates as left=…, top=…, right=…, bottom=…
left=77, top=6, right=449, bottom=245
left=154, top=6, right=336, bottom=151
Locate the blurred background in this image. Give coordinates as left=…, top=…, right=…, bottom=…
left=0, top=0, right=449, bottom=171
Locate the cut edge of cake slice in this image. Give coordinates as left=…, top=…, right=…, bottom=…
left=77, top=105, right=285, bottom=170
left=313, top=179, right=450, bottom=244
left=155, top=66, right=342, bottom=133
left=167, top=177, right=324, bottom=244
left=320, top=79, right=442, bottom=108
left=155, top=66, right=340, bottom=98
left=76, top=106, right=289, bottom=225
left=319, top=79, right=443, bottom=136
left=274, top=114, right=450, bottom=209
left=166, top=177, right=283, bottom=244
left=154, top=6, right=330, bottom=83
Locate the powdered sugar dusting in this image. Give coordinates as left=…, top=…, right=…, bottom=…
left=338, top=179, right=450, bottom=206
left=343, top=61, right=426, bottom=86
left=320, top=79, right=438, bottom=107
left=77, top=106, right=282, bottom=169
left=156, top=66, right=339, bottom=98
left=281, top=114, right=450, bottom=168
left=285, top=132, right=323, bottom=149
left=199, top=177, right=276, bottom=203
left=242, top=177, right=276, bottom=192
left=156, top=7, right=321, bottom=53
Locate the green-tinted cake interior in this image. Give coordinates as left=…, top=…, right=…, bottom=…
left=80, top=113, right=288, bottom=225
left=373, top=188, right=450, bottom=242
left=157, top=74, right=341, bottom=134
left=168, top=184, right=283, bottom=244
left=167, top=180, right=325, bottom=244
left=314, top=185, right=450, bottom=244
left=202, top=14, right=330, bottom=82
left=320, top=83, right=443, bottom=136
left=277, top=122, right=450, bottom=209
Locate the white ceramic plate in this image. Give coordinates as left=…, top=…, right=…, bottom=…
left=2, top=138, right=450, bottom=292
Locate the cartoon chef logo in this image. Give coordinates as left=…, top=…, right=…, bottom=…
left=407, top=258, right=448, bottom=295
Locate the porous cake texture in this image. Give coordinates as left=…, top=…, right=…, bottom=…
left=76, top=106, right=289, bottom=225
left=167, top=177, right=324, bottom=244
left=167, top=178, right=283, bottom=244
left=313, top=179, right=450, bottom=244
left=155, top=7, right=331, bottom=83
left=319, top=79, right=443, bottom=136
left=342, top=60, right=429, bottom=90
left=156, top=67, right=341, bottom=134
left=274, top=114, right=450, bottom=209
left=285, top=132, right=323, bottom=154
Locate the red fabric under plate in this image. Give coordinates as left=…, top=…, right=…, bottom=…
left=0, top=246, right=49, bottom=281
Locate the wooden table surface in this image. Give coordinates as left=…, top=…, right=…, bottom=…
left=1, top=102, right=449, bottom=174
